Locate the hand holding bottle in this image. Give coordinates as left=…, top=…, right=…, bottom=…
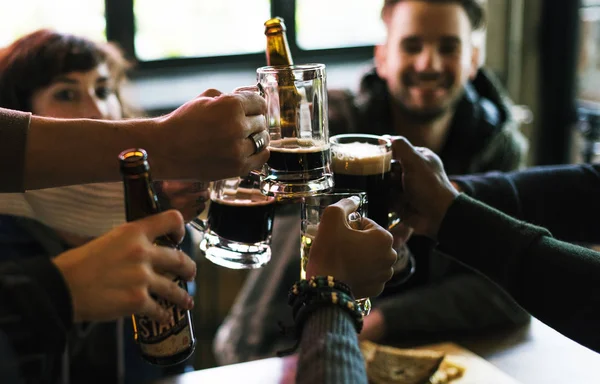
left=53, top=210, right=195, bottom=323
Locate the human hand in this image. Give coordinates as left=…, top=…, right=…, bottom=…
left=53, top=210, right=196, bottom=323
left=359, top=309, right=386, bottom=342
left=155, top=181, right=210, bottom=222
left=391, top=137, right=460, bottom=238
left=306, top=197, right=397, bottom=299
left=155, top=89, right=269, bottom=181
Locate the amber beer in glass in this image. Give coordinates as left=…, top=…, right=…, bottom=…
left=301, top=190, right=371, bottom=316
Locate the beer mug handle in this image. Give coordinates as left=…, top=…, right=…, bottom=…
left=189, top=217, right=207, bottom=233
left=348, top=211, right=362, bottom=230
left=232, top=84, right=265, bottom=97
left=381, top=134, right=404, bottom=230
left=235, top=84, right=268, bottom=180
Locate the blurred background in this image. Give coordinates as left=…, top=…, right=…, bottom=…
left=1, top=0, right=599, bottom=369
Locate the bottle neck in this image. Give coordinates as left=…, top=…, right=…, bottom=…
left=123, top=174, right=161, bottom=222
left=266, top=33, right=294, bottom=66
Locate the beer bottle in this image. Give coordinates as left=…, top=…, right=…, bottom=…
left=264, top=16, right=294, bottom=66
left=264, top=17, right=302, bottom=139
left=118, top=148, right=196, bottom=366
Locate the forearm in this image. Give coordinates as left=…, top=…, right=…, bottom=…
left=25, top=115, right=164, bottom=190
left=451, top=164, right=600, bottom=243
left=438, top=194, right=600, bottom=352
left=376, top=274, right=529, bottom=343
left=297, top=306, right=367, bottom=384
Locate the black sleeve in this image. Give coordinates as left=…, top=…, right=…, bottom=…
left=437, top=194, right=600, bottom=353
left=450, top=163, right=600, bottom=243
left=0, top=257, right=73, bottom=379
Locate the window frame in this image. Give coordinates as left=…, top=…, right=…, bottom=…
left=104, top=0, right=376, bottom=76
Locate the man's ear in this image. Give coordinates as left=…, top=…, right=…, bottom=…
left=468, top=45, right=481, bottom=80
left=374, top=44, right=388, bottom=79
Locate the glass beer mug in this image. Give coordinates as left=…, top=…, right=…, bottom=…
left=301, top=190, right=371, bottom=316
left=330, top=134, right=415, bottom=287
left=239, top=63, right=334, bottom=198
left=190, top=173, right=276, bottom=269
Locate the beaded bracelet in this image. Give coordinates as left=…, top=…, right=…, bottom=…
left=289, top=276, right=361, bottom=323
left=277, top=276, right=364, bottom=356
left=293, top=288, right=364, bottom=334
left=290, top=275, right=354, bottom=300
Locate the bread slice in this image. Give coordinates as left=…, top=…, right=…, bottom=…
left=429, top=360, right=465, bottom=384
left=361, top=341, right=446, bottom=384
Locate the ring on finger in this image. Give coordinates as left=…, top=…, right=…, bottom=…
left=249, top=130, right=269, bottom=155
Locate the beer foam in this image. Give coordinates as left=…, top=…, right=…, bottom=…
left=331, top=142, right=392, bottom=175
left=215, top=188, right=275, bottom=206
left=270, top=138, right=330, bottom=153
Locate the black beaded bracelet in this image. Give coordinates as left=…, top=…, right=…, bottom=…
left=294, top=289, right=364, bottom=334
left=289, top=275, right=354, bottom=301
left=277, top=276, right=364, bottom=357
left=287, top=276, right=363, bottom=332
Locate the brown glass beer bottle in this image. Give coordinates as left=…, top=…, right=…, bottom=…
left=118, top=148, right=196, bottom=366
left=264, top=16, right=294, bottom=66
left=264, top=17, right=302, bottom=138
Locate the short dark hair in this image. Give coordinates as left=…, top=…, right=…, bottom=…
left=381, top=0, right=486, bottom=31
left=0, top=29, right=136, bottom=116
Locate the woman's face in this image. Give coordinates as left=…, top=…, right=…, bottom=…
left=31, top=62, right=123, bottom=120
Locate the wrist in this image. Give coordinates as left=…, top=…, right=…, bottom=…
left=134, top=116, right=178, bottom=181
left=428, top=188, right=460, bottom=239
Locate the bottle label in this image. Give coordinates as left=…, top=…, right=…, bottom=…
left=135, top=277, right=193, bottom=357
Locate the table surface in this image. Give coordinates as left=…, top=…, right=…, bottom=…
left=152, top=318, right=600, bottom=384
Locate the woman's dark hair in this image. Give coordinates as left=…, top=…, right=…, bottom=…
left=0, top=29, right=137, bottom=116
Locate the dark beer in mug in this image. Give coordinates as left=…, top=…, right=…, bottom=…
left=331, top=141, right=392, bottom=228
left=267, top=138, right=331, bottom=182
left=207, top=188, right=276, bottom=244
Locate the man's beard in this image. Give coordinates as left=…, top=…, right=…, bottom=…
left=392, top=88, right=464, bottom=124
left=392, top=71, right=464, bottom=124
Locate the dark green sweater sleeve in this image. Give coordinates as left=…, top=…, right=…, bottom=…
left=451, top=163, right=600, bottom=243
left=438, top=194, right=600, bottom=352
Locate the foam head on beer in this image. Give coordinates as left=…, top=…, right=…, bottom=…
left=331, top=142, right=392, bottom=176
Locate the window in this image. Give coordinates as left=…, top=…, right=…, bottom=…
left=134, top=0, right=271, bottom=61
left=296, top=0, right=385, bottom=50
left=578, top=3, right=600, bottom=102
left=1, top=0, right=380, bottom=68
left=0, top=0, right=105, bottom=47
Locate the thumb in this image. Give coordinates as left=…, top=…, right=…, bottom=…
left=391, top=137, right=421, bottom=170
left=321, top=196, right=363, bottom=229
